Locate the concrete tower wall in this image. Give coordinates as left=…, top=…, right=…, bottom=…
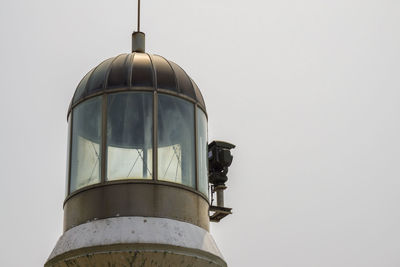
left=46, top=217, right=226, bottom=266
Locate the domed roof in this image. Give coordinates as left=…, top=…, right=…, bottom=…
left=69, top=53, right=206, bottom=114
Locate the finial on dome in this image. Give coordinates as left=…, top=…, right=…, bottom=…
left=132, top=31, right=145, bottom=53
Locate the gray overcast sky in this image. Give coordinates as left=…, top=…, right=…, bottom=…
left=1, top=0, right=400, bottom=266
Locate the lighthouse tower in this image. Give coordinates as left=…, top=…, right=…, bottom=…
left=45, top=30, right=234, bottom=267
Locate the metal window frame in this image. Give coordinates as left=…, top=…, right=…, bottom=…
left=66, top=113, right=73, bottom=196
left=194, top=104, right=199, bottom=191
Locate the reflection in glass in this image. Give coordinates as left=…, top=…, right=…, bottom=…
left=158, top=94, right=195, bottom=188
left=70, top=97, right=102, bottom=192
left=197, top=108, right=208, bottom=196
left=107, top=92, right=153, bottom=180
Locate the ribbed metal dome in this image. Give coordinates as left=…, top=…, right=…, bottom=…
left=69, top=53, right=206, bottom=114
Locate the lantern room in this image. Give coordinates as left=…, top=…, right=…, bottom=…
left=63, top=51, right=211, bottom=231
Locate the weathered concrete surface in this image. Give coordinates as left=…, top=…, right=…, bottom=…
left=46, top=245, right=226, bottom=267
left=46, top=217, right=226, bottom=267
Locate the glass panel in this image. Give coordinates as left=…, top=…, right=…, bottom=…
left=158, top=94, right=195, bottom=188
left=107, top=92, right=153, bottom=180
left=197, top=108, right=208, bottom=196
left=70, top=97, right=102, bottom=192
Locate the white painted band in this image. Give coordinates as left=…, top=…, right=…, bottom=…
left=48, top=216, right=224, bottom=261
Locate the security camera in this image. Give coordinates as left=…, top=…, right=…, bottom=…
left=208, top=141, right=235, bottom=186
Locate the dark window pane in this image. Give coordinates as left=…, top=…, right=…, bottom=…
left=197, top=108, right=208, bottom=196
left=70, top=97, right=102, bottom=192
left=107, top=92, right=153, bottom=180
left=158, top=94, right=195, bottom=188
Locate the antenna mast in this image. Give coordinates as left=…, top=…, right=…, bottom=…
left=132, top=0, right=145, bottom=52
left=137, top=0, right=141, bottom=32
